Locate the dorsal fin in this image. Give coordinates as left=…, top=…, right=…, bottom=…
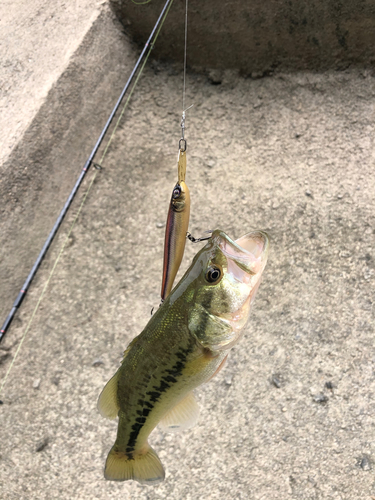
left=97, top=369, right=120, bottom=420
left=123, top=335, right=139, bottom=359
left=159, top=391, right=199, bottom=433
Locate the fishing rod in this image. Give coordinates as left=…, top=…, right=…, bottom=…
left=0, top=0, right=174, bottom=342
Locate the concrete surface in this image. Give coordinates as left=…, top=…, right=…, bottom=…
left=1, top=2, right=375, bottom=500
left=111, top=0, right=375, bottom=74
left=0, top=0, right=105, bottom=168
left=0, top=5, right=137, bottom=326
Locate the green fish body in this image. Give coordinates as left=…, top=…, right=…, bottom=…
left=98, top=229, right=269, bottom=484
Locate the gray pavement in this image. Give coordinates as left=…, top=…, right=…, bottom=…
left=0, top=0, right=104, bottom=167
left=1, top=4, right=374, bottom=500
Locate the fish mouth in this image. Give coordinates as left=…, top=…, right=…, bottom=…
left=185, top=229, right=269, bottom=351
left=222, top=230, right=269, bottom=341
left=213, top=230, right=269, bottom=277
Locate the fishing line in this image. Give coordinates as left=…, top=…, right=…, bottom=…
left=0, top=0, right=175, bottom=396
left=179, top=0, right=190, bottom=152
left=98, top=0, right=173, bottom=166
left=182, top=0, right=188, bottom=113
left=159, top=0, right=192, bottom=302
left=0, top=171, right=98, bottom=397
left=0, top=0, right=175, bottom=342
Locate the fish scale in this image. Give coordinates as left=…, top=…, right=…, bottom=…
left=115, top=309, right=223, bottom=459
left=98, top=229, right=269, bottom=484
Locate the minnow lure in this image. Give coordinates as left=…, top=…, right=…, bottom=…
left=98, top=229, right=269, bottom=484
left=160, top=148, right=190, bottom=300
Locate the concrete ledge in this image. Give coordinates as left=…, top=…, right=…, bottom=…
left=0, top=6, right=137, bottom=321
left=110, top=0, right=375, bottom=73
left=0, top=1, right=105, bottom=168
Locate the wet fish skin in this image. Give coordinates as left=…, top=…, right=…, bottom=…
left=98, top=229, right=269, bottom=484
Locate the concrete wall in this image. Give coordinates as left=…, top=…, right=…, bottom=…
left=0, top=0, right=104, bottom=168
left=110, top=0, right=375, bottom=74
left=0, top=6, right=138, bottom=322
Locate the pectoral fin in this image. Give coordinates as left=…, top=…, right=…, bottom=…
left=159, top=391, right=199, bottom=433
left=97, top=369, right=120, bottom=420
left=206, top=354, right=228, bottom=382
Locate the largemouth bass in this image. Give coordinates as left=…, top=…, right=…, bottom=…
left=98, top=229, right=269, bottom=484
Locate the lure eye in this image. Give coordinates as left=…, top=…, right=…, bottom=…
left=205, top=266, right=222, bottom=284
left=172, top=185, right=181, bottom=199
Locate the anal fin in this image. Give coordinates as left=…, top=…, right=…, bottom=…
left=159, top=391, right=199, bottom=434
left=97, top=369, right=120, bottom=420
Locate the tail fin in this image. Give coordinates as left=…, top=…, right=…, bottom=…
left=104, top=444, right=165, bottom=485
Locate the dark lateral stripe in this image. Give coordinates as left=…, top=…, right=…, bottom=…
left=166, top=361, right=184, bottom=378
left=162, top=375, right=177, bottom=384
left=127, top=422, right=143, bottom=450
left=146, top=391, right=161, bottom=403
left=142, top=408, right=151, bottom=417
left=125, top=344, right=194, bottom=450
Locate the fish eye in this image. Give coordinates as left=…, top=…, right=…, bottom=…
left=172, top=185, right=181, bottom=199
left=205, top=266, right=222, bottom=283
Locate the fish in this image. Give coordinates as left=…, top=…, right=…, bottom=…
left=98, top=229, right=269, bottom=484
left=161, top=148, right=190, bottom=301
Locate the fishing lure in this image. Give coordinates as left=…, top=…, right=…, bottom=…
left=161, top=147, right=190, bottom=301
